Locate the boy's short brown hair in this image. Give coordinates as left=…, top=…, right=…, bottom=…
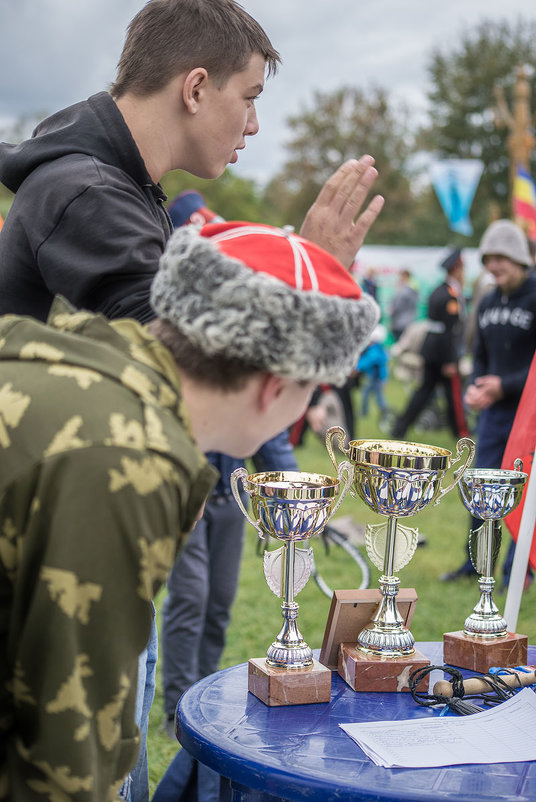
left=148, top=318, right=261, bottom=391
left=111, top=0, right=280, bottom=98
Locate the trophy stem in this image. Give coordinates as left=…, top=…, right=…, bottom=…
left=483, top=518, right=494, bottom=578
left=266, top=542, right=313, bottom=669
left=464, top=521, right=507, bottom=637
left=383, top=515, right=397, bottom=576
left=358, top=518, right=415, bottom=657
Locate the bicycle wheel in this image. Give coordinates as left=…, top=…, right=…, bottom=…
left=311, top=523, right=370, bottom=599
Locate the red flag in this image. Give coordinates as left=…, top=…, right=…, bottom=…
left=501, top=351, right=536, bottom=570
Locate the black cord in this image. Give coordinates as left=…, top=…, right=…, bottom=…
left=473, top=669, right=525, bottom=706
left=409, top=665, right=531, bottom=715
left=409, top=665, right=466, bottom=707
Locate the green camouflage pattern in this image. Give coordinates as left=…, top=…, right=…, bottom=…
left=0, top=298, right=216, bottom=801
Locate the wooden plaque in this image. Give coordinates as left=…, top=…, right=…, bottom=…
left=319, top=588, right=418, bottom=670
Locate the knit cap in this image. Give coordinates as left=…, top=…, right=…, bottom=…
left=150, top=221, right=379, bottom=385
left=479, top=219, right=533, bottom=268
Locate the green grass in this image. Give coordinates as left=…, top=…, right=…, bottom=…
left=146, top=377, right=536, bottom=793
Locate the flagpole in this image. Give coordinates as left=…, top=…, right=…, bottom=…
left=494, top=65, right=535, bottom=214
left=504, top=446, right=536, bottom=632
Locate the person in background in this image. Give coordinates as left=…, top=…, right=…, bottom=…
left=391, top=248, right=469, bottom=440
left=441, top=220, right=536, bottom=583
left=0, top=0, right=383, bottom=797
left=463, top=262, right=496, bottom=356
left=289, top=378, right=357, bottom=447
left=389, top=268, right=418, bottom=341
left=362, top=267, right=379, bottom=301
left=358, top=323, right=389, bottom=424
left=389, top=319, right=430, bottom=385
left=159, top=193, right=299, bottom=802
left=167, top=190, right=224, bottom=228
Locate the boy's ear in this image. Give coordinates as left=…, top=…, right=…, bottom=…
left=256, top=373, right=286, bottom=413
left=182, top=67, right=209, bottom=113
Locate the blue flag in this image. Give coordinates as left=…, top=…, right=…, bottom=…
left=430, top=159, right=484, bottom=236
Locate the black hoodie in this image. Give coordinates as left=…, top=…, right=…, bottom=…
left=0, top=92, right=172, bottom=323
left=472, top=272, right=536, bottom=413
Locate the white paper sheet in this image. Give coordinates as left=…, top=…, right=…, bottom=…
left=340, top=687, right=536, bottom=768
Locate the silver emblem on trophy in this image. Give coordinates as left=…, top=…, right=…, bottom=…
left=444, top=459, right=529, bottom=672
left=231, top=464, right=353, bottom=705
left=326, top=428, right=475, bottom=691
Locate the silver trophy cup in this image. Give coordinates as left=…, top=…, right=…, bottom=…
left=230, top=465, right=353, bottom=668
left=458, top=460, right=528, bottom=637
left=326, top=429, right=475, bottom=656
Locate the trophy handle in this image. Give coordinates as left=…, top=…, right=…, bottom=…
left=325, top=425, right=349, bottom=474
left=329, top=460, right=355, bottom=519
left=230, top=467, right=263, bottom=537
left=435, top=436, right=476, bottom=503
left=514, top=458, right=524, bottom=472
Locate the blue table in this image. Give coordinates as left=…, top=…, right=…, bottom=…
left=177, top=642, right=536, bottom=802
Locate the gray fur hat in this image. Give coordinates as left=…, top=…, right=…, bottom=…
left=150, top=222, right=380, bottom=385
left=480, top=219, right=533, bottom=268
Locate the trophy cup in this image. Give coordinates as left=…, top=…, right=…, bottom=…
left=231, top=464, right=353, bottom=706
left=443, top=459, right=529, bottom=672
left=326, top=428, right=475, bottom=692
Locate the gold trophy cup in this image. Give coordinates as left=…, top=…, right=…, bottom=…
left=231, top=464, right=353, bottom=705
left=326, top=428, right=475, bottom=691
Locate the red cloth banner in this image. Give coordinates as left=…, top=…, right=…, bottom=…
left=501, top=351, right=536, bottom=570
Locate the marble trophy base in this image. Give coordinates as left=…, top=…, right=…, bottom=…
left=338, top=643, right=430, bottom=693
left=443, top=630, right=528, bottom=673
left=248, top=658, right=331, bottom=706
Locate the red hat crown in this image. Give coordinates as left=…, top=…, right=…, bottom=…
left=200, top=221, right=362, bottom=299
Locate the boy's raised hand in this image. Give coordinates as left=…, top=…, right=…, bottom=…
left=299, top=155, right=384, bottom=269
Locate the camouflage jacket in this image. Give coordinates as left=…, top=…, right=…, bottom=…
left=0, top=298, right=217, bottom=801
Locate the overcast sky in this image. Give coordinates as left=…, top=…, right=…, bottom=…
left=1, top=0, right=535, bottom=185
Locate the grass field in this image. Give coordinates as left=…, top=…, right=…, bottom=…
left=146, top=378, right=536, bottom=794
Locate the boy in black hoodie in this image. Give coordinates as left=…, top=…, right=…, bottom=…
left=441, top=219, right=536, bottom=583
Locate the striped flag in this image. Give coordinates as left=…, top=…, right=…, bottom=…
left=513, top=165, right=536, bottom=242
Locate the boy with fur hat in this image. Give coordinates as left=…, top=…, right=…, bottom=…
left=441, top=219, right=536, bottom=582
left=0, top=222, right=379, bottom=801
left=158, top=196, right=299, bottom=788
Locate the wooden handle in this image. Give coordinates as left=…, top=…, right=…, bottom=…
left=433, top=667, right=536, bottom=698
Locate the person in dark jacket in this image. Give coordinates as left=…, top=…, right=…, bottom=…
left=392, top=248, right=469, bottom=440
left=0, top=2, right=383, bottom=798
left=389, top=268, right=418, bottom=341
left=441, top=219, right=536, bottom=583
